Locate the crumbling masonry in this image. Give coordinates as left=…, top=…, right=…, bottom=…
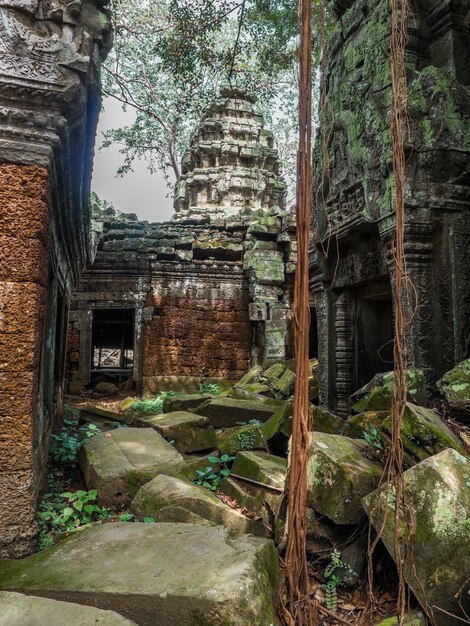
left=67, top=87, right=296, bottom=395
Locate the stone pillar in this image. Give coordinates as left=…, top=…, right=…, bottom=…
left=311, top=275, right=330, bottom=407
left=334, top=291, right=355, bottom=415
left=0, top=164, right=50, bottom=557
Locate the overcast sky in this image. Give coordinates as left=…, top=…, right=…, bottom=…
left=91, top=97, right=175, bottom=223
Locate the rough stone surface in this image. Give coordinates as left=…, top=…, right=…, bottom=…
left=232, top=451, right=287, bottom=491
left=131, top=474, right=266, bottom=536
left=306, top=433, right=382, bottom=524
left=135, top=411, right=217, bottom=453
left=79, top=428, right=186, bottom=508
left=230, top=451, right=287, bottom=518
left=0, top=523, right=279, bottom=626
left=381, top=402, right=466, bottom=463
left=351, top=371, right=427, bottom=413
left=363, top=449, right=470, bottom=626
left=0, top=591, right=137, bottom=626
left=437, top=359, right=470, bottom=421
left=194, top=397, right=283, bottom=428
left=163, top=393, right=211, bottom=413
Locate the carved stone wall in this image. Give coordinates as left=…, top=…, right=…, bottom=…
left=313, top=0, right=470, bottom=412
left=0, top=1, right=111, bottom=556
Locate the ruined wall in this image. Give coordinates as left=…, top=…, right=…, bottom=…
left=0, top=1, right=111, bottom=556
left=313, top=0, right=470, bottom=411
left=69, top=210, right=254, bottom=392
left=143, top=272, right=251, bottom=387
left=67, top=90, right=295, bottom=394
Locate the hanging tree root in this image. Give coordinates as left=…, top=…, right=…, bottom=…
left=277, top=0, right=314, bottom=624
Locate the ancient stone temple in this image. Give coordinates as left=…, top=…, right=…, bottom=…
left=0, top=1, right=111, bottom=556
left=312, top=0, right=470, bottom=413
left=66, top=87, right=296, bottom=395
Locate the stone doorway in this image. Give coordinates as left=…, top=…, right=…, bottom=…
left=91, top=309, right=135, bottom=385
left=355, top=281, right=394, bottom=390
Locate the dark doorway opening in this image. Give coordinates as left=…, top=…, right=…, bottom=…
left=309, top=307, right=319, bottom=359
left=355, top=281, right=394, bottom=389
left=91, top=309, right=134, bottom=383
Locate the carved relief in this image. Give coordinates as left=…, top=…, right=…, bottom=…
left=0, top=0, right=111, bottom=89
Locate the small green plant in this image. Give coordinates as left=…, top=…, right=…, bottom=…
left=50, top=418, right=100, bottom=466
left=128, top=391, right=177, bottom=415
left=118, top=513, right=155, bottom=523
left=199, top=383, right=221, bottom=395
left=53, top=490, right=109, bottom=529
left=37, top=482, right=109, bottom=550
left=362, top=425, right=383, bottom=450
left=235, top=429, right=257, bottom=450
left=322, top=549, right=356, bottom=612
left=193, top=454, right=235, bottom=491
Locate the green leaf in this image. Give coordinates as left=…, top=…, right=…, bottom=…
left=207, top=456, right=219, bottom=464
left=143, top=517, right=155, bottom=523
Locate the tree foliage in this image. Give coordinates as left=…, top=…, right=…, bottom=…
left=102, top=0, right=303, bottom=199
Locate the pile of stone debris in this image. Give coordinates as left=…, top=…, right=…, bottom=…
left=1, top=361, right=469, bottom=626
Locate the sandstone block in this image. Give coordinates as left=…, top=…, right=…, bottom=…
left=306, top=432, right=382, bottom=524
left=135, top=411, right=217, bottom=453
left=363, top=449, right=470, bottom=626
left=0, top=592, right=137, bottom=626
left=131, top=475, right=266, bottom=536
left=194, top=397, right=282, bottom=428
left=78, top=428, right=186, bottom=508
left=0, top=523, right=279, bottom=626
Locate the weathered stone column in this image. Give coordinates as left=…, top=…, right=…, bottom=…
left=0, top=165, right=50, bottom=556
left=334, top=291, right=355, bottom=415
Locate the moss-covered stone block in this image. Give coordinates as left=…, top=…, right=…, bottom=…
left=363, top=449, right=470, bottom=626
left=216, top=423, right=266, bottom=454
left=0, top=523, right=279, bottom=626
left=78, top=428, right=186, bottom=508
left=351, top=370, right=427, bottom=413
left=162, top=393, right=211, bottom=413
left=194, top=397, right=282, bottom=428
left=131, top=475, right=266, bottom=536
left=232, top=451, right=287, bottom=491
left=272, top=368, right=296, bottom=397
left=437, top=359, right=470, bottom=419
left=381, top=402, right=466, bottom=463
left=0, top=592, right=137, bottom=626
left=306, top=432, right=382, bottom=524
left=346, top=411, right=390, bottom=438
left=135, top=411, right=217, bottom=454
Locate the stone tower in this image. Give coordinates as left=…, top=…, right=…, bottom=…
left=174, top=86, right=287, bottom=222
